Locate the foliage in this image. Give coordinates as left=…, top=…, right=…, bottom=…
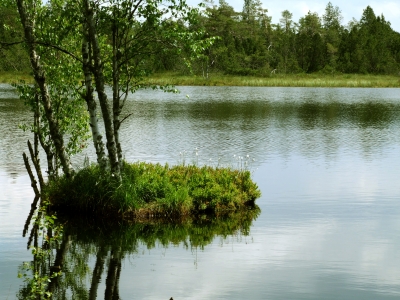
left=46, top=161, right=261, bottom=218
left=167, top=2, right=400, bottom=76
left=17, top=202, right=63, bottom=299
left=3, top=1, right=400, bottom=79
left=0, top=1, right=30, bottom=72
left=8, top=0, right=216, bottom=179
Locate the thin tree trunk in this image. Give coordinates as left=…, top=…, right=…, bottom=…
left=112, top=17, right=123, bottom=169
left=83, top=0, right=120, bottom=178
left=27, top=140, right=44, bottom=189
left=23, top=152, right=40, bottom=197
left=34, top=90, right=56, bottom=179
left=81, top=23, right=107, bottom=170
left=16, top=0, right=73, bottom=178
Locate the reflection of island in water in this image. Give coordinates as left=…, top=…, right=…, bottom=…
left=18, top=208, right=260, bottom=299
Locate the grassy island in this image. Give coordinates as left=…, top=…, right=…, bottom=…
left=46, top=161, right=261, bottom=220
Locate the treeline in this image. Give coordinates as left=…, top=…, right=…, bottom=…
left=1, top=1, right=400, bottom=76
left=161, top=1, right=400, bottom=76
left=184, top=0, right=400, bottom=76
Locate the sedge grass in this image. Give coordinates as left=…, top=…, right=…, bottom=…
left=46, top=161, right=261, bottom=220
left=145, top=72, right=400, bottom=88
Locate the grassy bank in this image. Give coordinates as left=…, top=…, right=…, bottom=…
left=2, top=71, right=398, bottom=87
left=47, top=161, right=261, bottom=220
left=146, top=72, right=400, bottom=87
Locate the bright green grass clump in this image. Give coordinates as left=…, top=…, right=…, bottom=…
left=47, top=161, right=260, bottom=219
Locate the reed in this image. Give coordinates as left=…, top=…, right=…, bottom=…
left=46, top=161, right=261, bottom=219
left=145, top=72, right=400, bottom=88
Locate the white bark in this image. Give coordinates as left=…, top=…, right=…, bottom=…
left=82, top=24, right=107, bottom=170
left=16, top=0, right=73, bottom=178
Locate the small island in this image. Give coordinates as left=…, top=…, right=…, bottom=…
left=47, top=161, right=261, bottom=220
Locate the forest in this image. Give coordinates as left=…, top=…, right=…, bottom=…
left=1, top=0, right=400, bottom=76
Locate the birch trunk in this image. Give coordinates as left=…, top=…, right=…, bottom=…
left=82, top=23, right=107, bottom=170
left=83, top=0, right=120, bottom=178
left=112, top=21, right=123, bottom=169
left=16, top=0, right=73, bottom=178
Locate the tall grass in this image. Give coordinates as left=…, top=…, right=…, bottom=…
left=46, top=161, right=261, bottom=220
left=146, top=72, right=400, bottom=87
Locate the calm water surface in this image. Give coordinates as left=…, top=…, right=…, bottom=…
left=1, top=84, right=400, bottom=299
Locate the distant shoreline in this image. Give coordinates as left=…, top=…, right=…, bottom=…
left=2, top=71, right=399, bottom=88
left=145, top=73, right=400, bottom=88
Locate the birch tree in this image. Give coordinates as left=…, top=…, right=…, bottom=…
left=14, top=0, right=212, bottom=180
left=16, top=0, right=76, bottom=178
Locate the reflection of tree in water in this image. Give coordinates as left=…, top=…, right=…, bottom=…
left=18, top=206, right=260, bottom=299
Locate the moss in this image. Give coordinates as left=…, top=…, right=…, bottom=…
left=46, top=161, right=261, bottom=219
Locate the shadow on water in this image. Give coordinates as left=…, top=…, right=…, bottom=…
left=17, top=205, right=260, bottom=299
left=135, top=99, right=399, bottom=129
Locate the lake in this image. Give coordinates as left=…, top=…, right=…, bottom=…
left=1, top=85, right=400, bottom=299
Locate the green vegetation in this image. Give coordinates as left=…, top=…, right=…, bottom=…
left=46, top=161, right=261, bottom=219
left=0, top=5, right=30, bottom=73
left=146, top=72, right=400, bottom=87
left=2, top=71, right=398, bottom=87
left=175, top=2, right=400, bottom=77
left=2, top=2, right=400, bottom=78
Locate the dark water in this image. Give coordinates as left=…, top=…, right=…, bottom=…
left=1, top=85, right=400, bottom=299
